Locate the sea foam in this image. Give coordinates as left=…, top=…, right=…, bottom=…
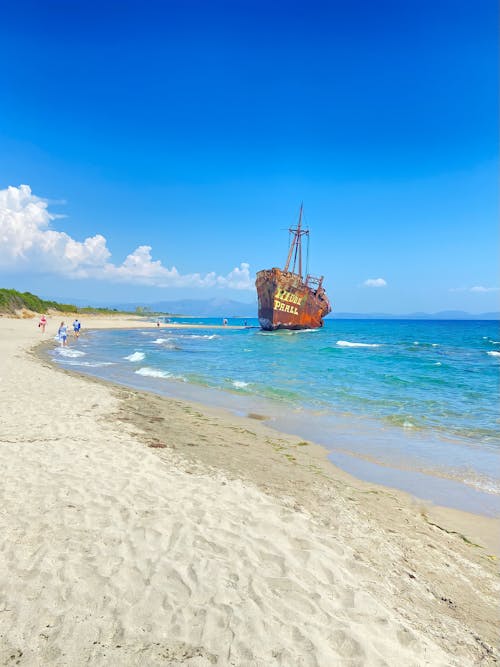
left=124, top=351, right=145, bottom=362
left=135, top=366, right=171, bottom=378
left=486, top=351, right=500, bottom=357
left=336, top=340, right=380, bottom=348
left=59, top=360, right=114, bottom=367
left=58, top=348, right=86, bottom=358
left=283, top=328, right=319, bottom=334
left=185, top=334, right=219, bottom=340
left=152, top=338, right=178, bottom=348
left=135, top=367, right=186, bottom=381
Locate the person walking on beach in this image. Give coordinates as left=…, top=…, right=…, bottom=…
left=38, top=314, right=47, bottom=333
left=73, top=318, right=81, bottom=338
left=58, top=321, right=68, bottom=347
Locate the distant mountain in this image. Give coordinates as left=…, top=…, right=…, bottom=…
left=120, top=303, right=498, bottom=320
left=36, top=293, right=500, bottom=320
left=113, top=298, right=258, bottom=318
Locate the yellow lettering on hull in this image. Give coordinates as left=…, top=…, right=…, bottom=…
left=273, top=298, right=298, bottom=316
left=274, top=289, right=304, bottom=308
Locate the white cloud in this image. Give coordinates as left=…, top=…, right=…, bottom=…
left=216, top=262, right=252, bottom=289
left=0, top=185, right=253, bottom=289
left=470, top=286, right=499, bottom=293
left=363, top=278, right=387, bottom=288
left=449, top=286, right=500, bottom=293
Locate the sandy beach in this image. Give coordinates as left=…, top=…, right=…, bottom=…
left=0, top=314, right=498, bottom=666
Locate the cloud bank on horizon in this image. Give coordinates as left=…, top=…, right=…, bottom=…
left=0, top=185, right=253, bottom=290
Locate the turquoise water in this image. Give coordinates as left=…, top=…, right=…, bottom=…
left=50, top=318, right=500, bottom=515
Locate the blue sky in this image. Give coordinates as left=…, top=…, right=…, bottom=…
left=0, top=0, right=498, bottom=313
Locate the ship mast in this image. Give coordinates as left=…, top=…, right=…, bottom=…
left=283, top=203, right=309, bottom=279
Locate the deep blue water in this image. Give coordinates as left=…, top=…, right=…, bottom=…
left=50, top=318, right=500, bottom=515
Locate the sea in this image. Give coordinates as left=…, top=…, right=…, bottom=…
left=49, top=318, right=500, bottom=517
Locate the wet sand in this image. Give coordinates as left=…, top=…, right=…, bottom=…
left=0, top=314, right=498, bottom=666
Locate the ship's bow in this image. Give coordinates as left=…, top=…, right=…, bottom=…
left=255, top=269, right=278, bottom=330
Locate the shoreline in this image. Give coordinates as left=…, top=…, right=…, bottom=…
left=60, top=365, right=500, bottom=551
left=47, top=321, right=500, bottom=520
left=37, top=320, right=500, bottom=552
left=1, top=316, right=499, bottom=665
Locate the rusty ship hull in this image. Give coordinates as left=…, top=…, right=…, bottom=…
left=256, top=268, right=331, bottom=331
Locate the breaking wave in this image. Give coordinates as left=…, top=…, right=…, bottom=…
left=124, top=351, right=145, bottom=362
left=232, top=380, right=249, bottom=388
left=336, top=340, right=381, bottom=348
left=135, top=366, right=170, bottom=378
left=135, top=367, right=186, bottom=381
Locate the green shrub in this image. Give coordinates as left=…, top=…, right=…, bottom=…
left=0, top=288, right=76, bottom=314
left=0, top=288, right=134, bottom=315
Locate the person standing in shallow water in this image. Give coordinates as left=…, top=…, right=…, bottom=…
left=58, top=321, right=68, bottom=347
left=73, top=318, right=81, bottom=338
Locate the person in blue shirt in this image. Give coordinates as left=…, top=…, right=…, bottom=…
left=73, top=319, right=81, bottom=338
left=58, top=322, right=68, bottom=347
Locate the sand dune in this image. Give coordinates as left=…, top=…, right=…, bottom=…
left=0, top=316, right=498, bottom=666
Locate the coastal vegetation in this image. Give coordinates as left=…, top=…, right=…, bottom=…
left=0, top=288, right=124, bottom=315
